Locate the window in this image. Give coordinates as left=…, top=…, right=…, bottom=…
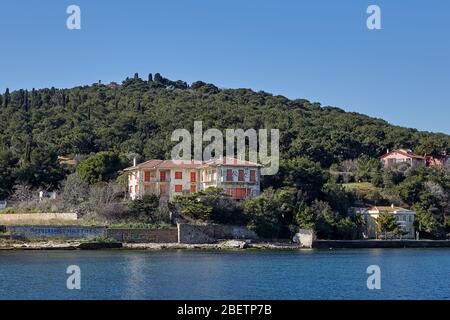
left=175, top=171, right=183, bottom=179
left=160, top=171, right=166, bottom=182
left=190, top=172, right=196, bottom=182
left=238, top=169, right=244, bottom=181
left=250, top=170, right=256, bottom=182
left=226, top=169, right=233, bottom=181
left=230, top=188, right=250, bottom=199
left=135, top=185, right=139, bottom=193
left=144, top=172, right=150, bottom=182
left=190, top=185, right=196, bottom=193
left=175, top=185, right=182, bottom=193
left=129, top=186, right=133, bottom=193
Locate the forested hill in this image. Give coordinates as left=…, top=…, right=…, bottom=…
left=1, top=73, right=449, bottom=192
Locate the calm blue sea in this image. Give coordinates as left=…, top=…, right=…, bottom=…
left=0, top=249, right=448, bottom=300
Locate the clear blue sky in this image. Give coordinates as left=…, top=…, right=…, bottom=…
left=0, top=0, right=449, bottom=133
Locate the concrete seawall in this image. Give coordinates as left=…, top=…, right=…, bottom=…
left=177, top=223, right=258, bottom=244
left=105, top=228, right=178, bottom=243
left=6, top=225, right=105, bottom=240
left=313, top=240, right=450, bottom=249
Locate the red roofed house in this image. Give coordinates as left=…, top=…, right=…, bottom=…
left=124, top=157, right=261, bottom=200
left=425, top=154, right=449, bottom=167
left=380, top=149, right=426, bottom=168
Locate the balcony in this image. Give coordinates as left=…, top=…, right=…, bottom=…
left=143, top=177, right=171, bottom=183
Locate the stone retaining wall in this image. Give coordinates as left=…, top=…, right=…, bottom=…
left=105, top=228, right=178, bottom=243
left=178, top=223, right=258, bottom=244
left=6, top=225, right=105, bottom=240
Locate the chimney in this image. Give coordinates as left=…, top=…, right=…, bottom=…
left=133, top=157, right=137, bottom=167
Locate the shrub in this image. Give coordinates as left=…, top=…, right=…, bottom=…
left=173, top=188, right=245, bottom=225
left=128, top=194, right=160, bottom=223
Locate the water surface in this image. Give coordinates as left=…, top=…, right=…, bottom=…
left=0, top=249, right=448, bottom=299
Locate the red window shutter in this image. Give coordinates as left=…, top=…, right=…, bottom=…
left=227, top=169, right=233, bottom=181
left=175, top=171, right=182, bottom=179
left=250, top=170, right=255, bottom=182
left=190, top=185, right=196, bottom=193
left=144, top=172, right=150, bottom=182
left=190, top=172, right=196, bottom=182
left=160, top=171, right=166, bottom=182
left=175, top=185, right=182, bottom=192
left=238, top=169, right=244, bottom=181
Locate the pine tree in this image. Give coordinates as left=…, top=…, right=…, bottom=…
left=154, top=73, right=162, bottom=82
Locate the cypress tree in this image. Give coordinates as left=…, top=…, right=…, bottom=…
left=4, top=88, right=10, bottom=107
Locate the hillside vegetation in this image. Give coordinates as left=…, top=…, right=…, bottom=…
left=0, top=73, right=449, bottom=239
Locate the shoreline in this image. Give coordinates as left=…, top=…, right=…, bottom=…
left=0, top=239, right=302, bottom=251
left=1, top=239, right=450, bottom=251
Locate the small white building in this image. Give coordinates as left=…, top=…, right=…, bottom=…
left=125, top=157, right=261, bottom=201
left=357, top=205, right=416, bottom=239
left=380, top=149, right=426, bottom=168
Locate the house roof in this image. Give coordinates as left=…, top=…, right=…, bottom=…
left=124, top=159, right=164, bottom=171
left=124, top=157, right=260, bottom=171
left=369, top=206, right=415, bottom=214
left=157, top=160, right=203, bottom=169
left=380, top=149, right=425, bottom=160
left=203, top=157, right=261, bottom=167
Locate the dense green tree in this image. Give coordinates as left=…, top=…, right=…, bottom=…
left=265, top=157, right=326, bottom=202
left=356, top=155, right=381, bottom=183
left=76, top=151, right=128, bottom=184
left=128, top=194, right=160, bottom=223
left=0, top=150, right=18, bottom=198
left=15, top=147, right=64, bottom=190
left=295, top=201, right=315, bottom=229
left=174, top=187, right=245, bottom=224
left=243, top=188, right=297, bottom=238
left=376, top=213, right=401, bottom=239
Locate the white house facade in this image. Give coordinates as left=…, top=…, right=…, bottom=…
left=356, top=205, right=416, bottom=239
left=125, top=157, right=261, bottom=200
